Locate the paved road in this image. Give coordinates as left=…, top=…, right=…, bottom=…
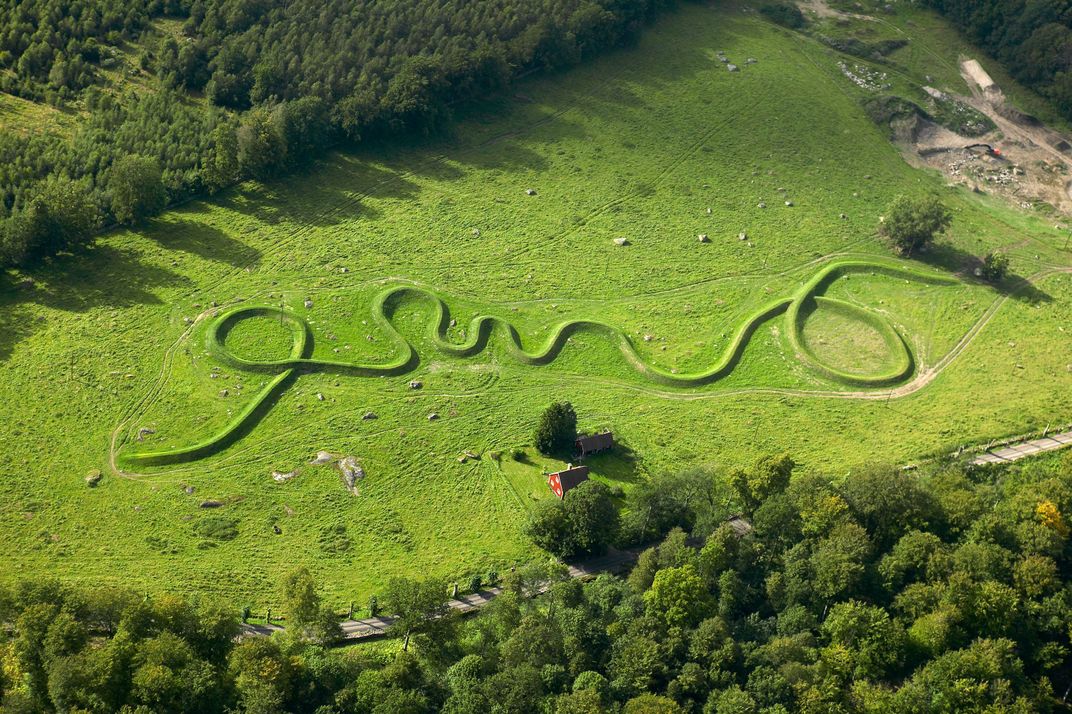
left=972, top=429, right=1072, bottom=466
left=240, top=547, right=640, bottom=642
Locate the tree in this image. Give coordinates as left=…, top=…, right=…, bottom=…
left=237, top=106, right=286, bottom=180
left=31, top=178, right=98, bottom=256
left=566, top=481, right=620, bottom=556
left=382, top=576, right=449, bottom=651
left=730, top=452, right=794, bottom=514
left=279, top=567, right=339, bottom=643
left=535, top=401, right=578, bottom=456
left=204, top=124, right=239, bottom=192
left=109, top=155, right=166, bottom=225
left=623, top=693, right=683, bottom=713
left=526, top=481, right=619, bottom=558
left=880, top=195, right=952, bottom=256
left=980, top=251, right=1010, bottom=282
left=229, top=637, right=296, bottom=714
left=759, top=2, right=806, bottom=29
left=810, top=523, right=871, bottom=601
left=644, top=564, right=711, bottom=629
left=821, top=600, right=905, bottom=680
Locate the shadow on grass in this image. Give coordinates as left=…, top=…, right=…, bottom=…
left=583, top=442, right=644, bottom=486
left=0, top=244, right=187, bottom=361
left=147, top=216, right=263, bottom=269
left=918, top=241, right=1053, bottom=305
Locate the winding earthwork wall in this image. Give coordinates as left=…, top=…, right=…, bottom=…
left=118, top=259, right=958, bottom=467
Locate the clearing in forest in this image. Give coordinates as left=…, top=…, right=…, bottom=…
left=1, top=1, right=1071, bottom=608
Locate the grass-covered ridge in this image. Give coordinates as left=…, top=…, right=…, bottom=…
left=117, top=259, right=958, bottom=467
left=1, top=2, right=1071, bottom=607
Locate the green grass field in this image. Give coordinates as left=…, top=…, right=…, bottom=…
left=1, top=1, right=1071, bottom=611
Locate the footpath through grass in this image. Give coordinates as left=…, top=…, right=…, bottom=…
left=0, top=1, right=1070, bottom=609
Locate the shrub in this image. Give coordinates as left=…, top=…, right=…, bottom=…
left=980, top=251, right=1010, bottom=282
left=193, top=516, right=238, bottom=541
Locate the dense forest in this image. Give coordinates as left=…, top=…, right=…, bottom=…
left=923, top=0, right=1072, bottom=118
left=2, top=453, right=1071, bottom=713
left=0, top=0, right=684, bottom=269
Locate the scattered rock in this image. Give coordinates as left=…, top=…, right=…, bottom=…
left=706, top=207, right=712, bottom=215
left=340, top=267, right=349, bottom=273
left=746, top=57, right=757, bottom=64
left=310, top=451, right=336, bottom=466
left=272, top=470, right=297, bottom=483
left=409, top=380, right=423, bottom=389
left=472, top=228, right=481, bottom=237
left=449, top=318, right=456, bottom=327
left=613, top=237, right=630, bottom=246
left=643, top=334, right=654, bottom=342
left=758, top=202, right=766, bottom=209
left=273, top=525, right=282, bottom=534
left=840, top=213, right=848, bottom=220
left=183, top=317, right=193, bottom=325
left=304, top=298, right=313, bottom=309
left=428, top=412, right=439, bottom=421
left=209, top=373, right=218, bottom=379
left=210, top=300, right=218, bottom=307
left=738, top=232, right=748, bottom=241
left=316, top=392, right=325, bottom=401
left=526, top=188, right=537, bottom=196
left=184, top=485, right=195, bottom=495
left=362, top=411, right=378, bottom=420
left=336, top=456, right=365, bottom=494
left=727, top=64, right=739, bottom=72
left=698, top=233, right=710, bottom=242
left=784, top=200, right=794, bottom=207
left=219, top=389, right=229, bottom=397
left=85, top=469, right=102, bottom=487
left=199, top=500, right=224, bottom=508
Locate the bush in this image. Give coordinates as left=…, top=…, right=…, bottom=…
left=979, top=251, right=1010, bottom=282
left=193, top=516, right=238, bottom=541
left=534, top=402, right=577, bottom=456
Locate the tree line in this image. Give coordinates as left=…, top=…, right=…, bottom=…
left=0, top=0, right=688, bottom=270
left=3, top=450, right=1072, bottom=712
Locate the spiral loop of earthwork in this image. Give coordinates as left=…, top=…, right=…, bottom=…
left=118, top=259, right=957, bottom=467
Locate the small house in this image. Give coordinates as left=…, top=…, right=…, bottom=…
left=575, top=431, right=614, bottom=458
left=548, top=464, right=589, bottom=499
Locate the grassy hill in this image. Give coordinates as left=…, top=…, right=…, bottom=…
left=1, top=1, right=1070, bottom=611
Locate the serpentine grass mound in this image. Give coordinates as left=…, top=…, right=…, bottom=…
left=118, top=259, right=958, bottom=468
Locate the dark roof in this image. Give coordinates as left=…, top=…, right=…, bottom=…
left=576, top=432, right=614, bottom=453
left=552, top=465, right=590, bottom=492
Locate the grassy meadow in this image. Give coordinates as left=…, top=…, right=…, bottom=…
left=1, top=1, right=1071, bottom=610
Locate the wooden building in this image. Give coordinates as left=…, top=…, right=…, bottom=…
left=548, top=464, right=589, bottom=499
left=575, top=431, right=614, bottom=458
